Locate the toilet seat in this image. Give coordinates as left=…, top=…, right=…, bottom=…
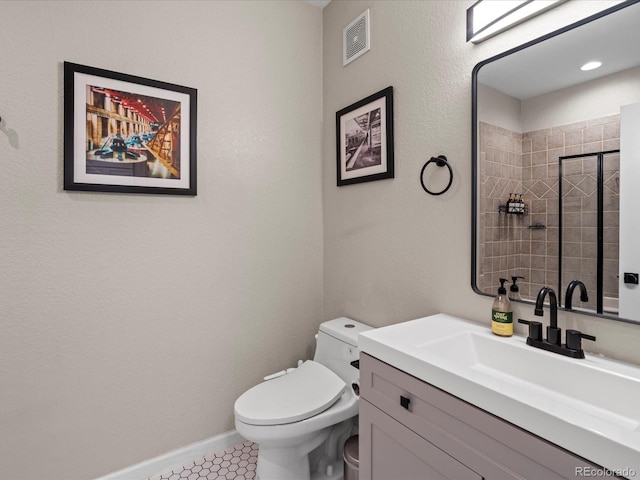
left=234, top=360, right=346, bottom=426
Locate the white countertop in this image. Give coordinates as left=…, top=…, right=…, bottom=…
left=358, top=313, right=640, bottom=476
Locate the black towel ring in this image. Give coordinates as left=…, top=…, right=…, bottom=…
left=420, top=155, right=453, bottom=196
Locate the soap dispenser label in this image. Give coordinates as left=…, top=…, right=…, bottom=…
left=492, top=310, right=513, bottom=336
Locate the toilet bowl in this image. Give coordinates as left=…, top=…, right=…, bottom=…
left=234, top=318, right=372, bottom=480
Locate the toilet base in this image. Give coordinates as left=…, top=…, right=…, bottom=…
left=253, top=419, right=354, bottom=480
left=254, top=427, right=331, bottom=480
left=310, top=458, right=344, bottom=480
left=256, top=454, right=344, bottom=480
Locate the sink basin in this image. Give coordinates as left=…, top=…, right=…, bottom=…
left=358, top=313, right=640, bottom=474
left=424, top=331, right=640, bottom=432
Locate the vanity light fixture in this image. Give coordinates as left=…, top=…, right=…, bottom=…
left=580, top=61, right=602, bottom=71
left=467, top=0, right=566, bottom=43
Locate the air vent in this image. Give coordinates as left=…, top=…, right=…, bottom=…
left=343, top=9, right=370, bottom=66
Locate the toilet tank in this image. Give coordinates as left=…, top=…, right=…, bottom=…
left=313, top=317, right=373, bottom=384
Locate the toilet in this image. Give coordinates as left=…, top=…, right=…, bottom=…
left=234, top=317, right=372, bottom=480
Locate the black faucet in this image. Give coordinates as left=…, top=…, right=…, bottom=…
left=534, top=286, right=560, bottom=345
left=564, top=280, right=589, bottom=310
left=518, top=285, right=596, bottom=359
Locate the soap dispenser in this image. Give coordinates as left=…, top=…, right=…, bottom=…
left=492, top=278, right=513, bottom=337
left=510, top=276, right=524, bottom=301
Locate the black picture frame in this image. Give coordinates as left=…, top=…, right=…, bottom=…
left=64, top=62, right=197, bottom=195
left=336, top=86, right=394, bottom=186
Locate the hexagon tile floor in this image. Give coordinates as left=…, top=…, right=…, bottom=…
left=148, top=441, right=259, bottom=480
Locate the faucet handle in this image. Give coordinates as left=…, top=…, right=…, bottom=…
left=566, top=329, right=596, bottom=352
left=518, top=319, right=542, bottom=341
left=547, top=326, right=562, bottom=346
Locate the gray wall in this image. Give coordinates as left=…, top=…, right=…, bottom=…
left=3, top=1, right=640, bottom=479
left=0, top=1, right=323, bottom=478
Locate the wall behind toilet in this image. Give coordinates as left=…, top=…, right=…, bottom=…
left=0, top=1, right=323, bottom=478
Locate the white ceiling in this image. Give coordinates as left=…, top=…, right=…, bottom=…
left=305, top=0, right=331, bottom=9
left=478, top=2, right=640, bottom=99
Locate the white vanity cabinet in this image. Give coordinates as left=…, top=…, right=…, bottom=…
left=359, top=353, right=619, bottom=480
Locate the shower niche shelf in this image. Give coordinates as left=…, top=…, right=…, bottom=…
left=498, top=194, right=527, bottom=215
left=498, top=203, right=527, bottom=215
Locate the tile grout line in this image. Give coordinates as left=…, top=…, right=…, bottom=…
left=148, top=441, right=259, bottom=480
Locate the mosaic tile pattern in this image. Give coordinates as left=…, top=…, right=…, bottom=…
left=149, top=441, right=259, bottom=480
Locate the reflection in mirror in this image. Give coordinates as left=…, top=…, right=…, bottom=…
left=559, top=150, right=619, bottom=315
left=472, top=1, right=640, bottom=323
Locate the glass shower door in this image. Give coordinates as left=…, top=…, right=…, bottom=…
left=559, top=150, right=620, bottom=315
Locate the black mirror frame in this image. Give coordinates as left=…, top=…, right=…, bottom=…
left=471, top=0, right=640, bottom=324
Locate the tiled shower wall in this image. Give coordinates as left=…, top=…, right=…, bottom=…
left=478, top=123, right=525, bottom=296
left=478, top=116, right=620, bottom=307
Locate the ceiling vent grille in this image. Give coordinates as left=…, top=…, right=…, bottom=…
left=343, top=9, right=370, bottom=66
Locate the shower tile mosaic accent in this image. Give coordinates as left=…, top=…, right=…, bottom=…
left=148, top=441, right=258, bottom=480
left=478, top=115, right=620, bottom=308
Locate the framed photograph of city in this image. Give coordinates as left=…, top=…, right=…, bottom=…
left=64, top=62, right=197, bottom=195
left=336, top=86, right=394, bottom=186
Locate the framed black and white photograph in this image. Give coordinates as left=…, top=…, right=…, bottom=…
left=64, top=61, right=197, bottom=195
left=336, top=86, right=393, bottom=186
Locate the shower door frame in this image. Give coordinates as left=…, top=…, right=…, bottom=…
left=558, top=149, right=619, bottom=315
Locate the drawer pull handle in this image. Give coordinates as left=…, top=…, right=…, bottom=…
left=400, top=395, right=411, bottom=410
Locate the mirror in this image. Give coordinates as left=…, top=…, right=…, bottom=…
left=472, top=1, right=640, bottom=323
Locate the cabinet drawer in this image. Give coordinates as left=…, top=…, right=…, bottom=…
left=360, top=353, right=616, bottom=480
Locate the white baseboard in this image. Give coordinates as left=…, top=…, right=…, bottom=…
left=96, top=430, right=245, bottom=480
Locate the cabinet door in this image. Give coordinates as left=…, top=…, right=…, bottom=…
left=360, top=399, right=482, bottom=480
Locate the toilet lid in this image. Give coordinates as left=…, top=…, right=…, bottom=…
left=234, top=360, right=346, bottom=426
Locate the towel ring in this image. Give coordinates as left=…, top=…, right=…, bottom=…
left=420, top=155, right=453, bottom=196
